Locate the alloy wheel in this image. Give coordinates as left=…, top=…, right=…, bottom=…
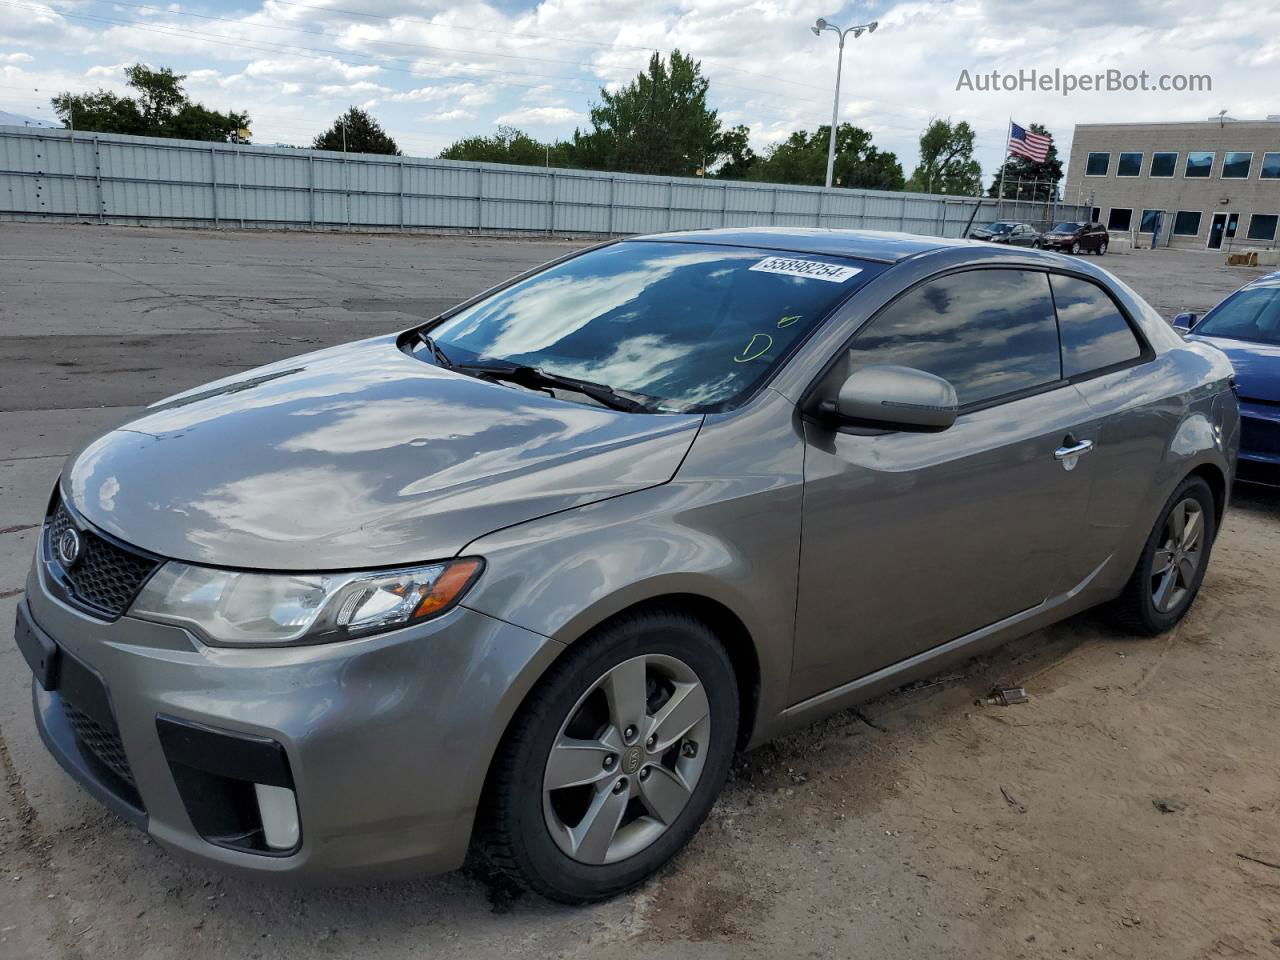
left=1099, top=241, right=1108, bottom=255
left=1151, top=498, right=1204, bottom=613
left=1071, top=241, right=1081, bottom=255
left=542, top=654, right=711, bottom=865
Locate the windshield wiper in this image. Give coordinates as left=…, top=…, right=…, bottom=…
left=453, top=360, right=651, bottom=413
left=413, top=331, right=454, bottom=369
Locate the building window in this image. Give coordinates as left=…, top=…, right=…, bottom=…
left=1091, top=207, right=1101, bottom=223
left=1140, top=209, right=1162, bottom=233
left=1116, top=152, right=1142, bottom=177
left=1150, top=152, right=1178, bottom=177
left=1261, top=153, right=1280, bottom=179
left=1173, top=211, right=1202, bottom=236
left=1085, top=152, right=1110, bottom=176
left=1247, top=214, right=1278, bottom=242
left=1184, top=152, right=1214, bottom=178
left=1107, top=208, right=1133, bottom=231
left=1222, top=152, right=1253, bottom=179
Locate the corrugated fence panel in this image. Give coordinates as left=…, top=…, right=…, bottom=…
left=0, top=125, right=1089, bottom=237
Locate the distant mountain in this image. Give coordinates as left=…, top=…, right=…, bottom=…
left=0, top=110, right=61, bottom=127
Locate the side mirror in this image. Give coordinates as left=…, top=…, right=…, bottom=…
left=1172, top=311, right=1198, bottom=331
left=823, top=365, right=959, bottom=432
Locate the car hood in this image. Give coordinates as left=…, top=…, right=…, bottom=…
left=63, top=335, right=703, bottom=570
left=1189, top=335, right=1280, bottom=403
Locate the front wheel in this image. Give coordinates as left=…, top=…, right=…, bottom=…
left=1070, top=241, right=1082, bottom=255
left=1098, top=240, right=1109, bottom=255
left=475, top=609, right=739, bottom=903
left=1109, top=476, right=1216, bottom=635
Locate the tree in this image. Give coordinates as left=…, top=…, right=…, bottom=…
left=312, top=107, right=401, bottom=155
left=51, top=64, right=249, bottom=142
left=714, top=124, right=756, bottom=179
left=749, top=124, right=904, bottom=190
left=987, top=123, right=1063, bottom=201
left=439, top=125, right=573, bottom=166
left=574, top=50, right=723, bottom=177
left=906, top=118, right=981, bottom=195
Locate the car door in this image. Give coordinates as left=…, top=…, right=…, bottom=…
left=1013, top=225, right=1034, bottom=246
left=1047, top=272, right=1160, bottom=569
left=790, top=267, right=1099, bottom=703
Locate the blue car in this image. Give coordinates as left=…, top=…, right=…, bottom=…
left=1175, top=271, right=1280, bottom=485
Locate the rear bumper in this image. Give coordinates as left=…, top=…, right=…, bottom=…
left=18, top=556, right=563, bottom=884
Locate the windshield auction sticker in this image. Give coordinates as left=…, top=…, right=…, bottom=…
left=749, top=257, right=862, bottom=283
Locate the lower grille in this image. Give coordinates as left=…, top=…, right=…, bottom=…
left=63, top=699, right=137, bottom=790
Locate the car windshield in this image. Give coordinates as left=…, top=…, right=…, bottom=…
left=427, top=241, right=879, bottom=413
left=1051, top=222, right=1082, bottom=233
left=1195, top=283, right=1280, bottom=345
left=983, top=222, right=1014, bottom=234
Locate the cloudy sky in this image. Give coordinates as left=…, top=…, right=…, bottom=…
left=2, top=0, right=1278, bottom=183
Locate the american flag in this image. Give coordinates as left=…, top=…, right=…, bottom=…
left=1008, top=122, right=1052, bottom=163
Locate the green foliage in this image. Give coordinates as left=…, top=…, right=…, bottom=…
left=906, top=118, right=982, bottom=195
left=987, top=122, right=1063, bottom=201
left=439, top=125, right=573, bottom=166
left=715, top=125, right=756, bottom=179
left=312, top=106, right=401, bottom=155
left=749, top=124, right=904, bottom=190
left=51, top=64, right=249, bottom=142
left=573, top=50, right=723, bottom=177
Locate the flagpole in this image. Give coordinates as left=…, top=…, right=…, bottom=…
left=997, top=117, right=1011, bottom=206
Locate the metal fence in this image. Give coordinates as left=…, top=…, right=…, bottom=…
left=0, top=125, right=1087, bottom=238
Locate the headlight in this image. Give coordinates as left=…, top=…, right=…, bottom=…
left=128, top=557, right=483, bottom=647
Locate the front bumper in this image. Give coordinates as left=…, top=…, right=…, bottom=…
left=18, top=557, right=562, bottom=883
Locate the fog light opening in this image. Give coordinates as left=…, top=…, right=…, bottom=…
left=254, top=783, right=300, bottom=851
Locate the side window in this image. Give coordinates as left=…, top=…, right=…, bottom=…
left=847, top=269, right=1061, bottom=407
left=1050, top=275, right=1142, bottom=378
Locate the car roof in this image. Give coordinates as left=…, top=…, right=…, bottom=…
left=628, top=227, right=967, bottom=264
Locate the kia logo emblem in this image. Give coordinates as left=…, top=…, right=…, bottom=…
left=57, top=528, right=82, bottom=568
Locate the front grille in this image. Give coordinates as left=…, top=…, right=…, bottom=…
left=47, top=503, right=160, bottom=619
left=63, top=699, right=137, bottom=789
left=1241, top=414, right=1280, bottom=457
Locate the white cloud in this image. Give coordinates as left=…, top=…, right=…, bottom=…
left=421, top=108, right=473, bottom=121
left=0, top=52, right=34, bottom=64
left=495, top=105, right=584, bottom=125
left=390, top=82, right=495, bottom=107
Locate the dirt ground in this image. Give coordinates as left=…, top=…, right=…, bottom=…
left=1, top=224, right=1278, bottom=959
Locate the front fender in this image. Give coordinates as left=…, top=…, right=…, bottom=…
left=458, top=392, right=807, bottom=746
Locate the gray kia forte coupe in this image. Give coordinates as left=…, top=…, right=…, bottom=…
left=16, top=228, right=1238, bottom=902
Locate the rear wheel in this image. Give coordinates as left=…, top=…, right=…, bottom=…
left=475, top=609, right=738, bottom=903
left=1098, top=239, right=1109, bottom=255
left=1109, top=476, right=1216, bottom=635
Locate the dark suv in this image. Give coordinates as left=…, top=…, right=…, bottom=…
left=1040, top=221, right=1110, bottom=255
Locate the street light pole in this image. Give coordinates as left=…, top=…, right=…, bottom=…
left=811, top=17, right=878, bottom=189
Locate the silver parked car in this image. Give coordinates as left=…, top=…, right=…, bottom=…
left=16, top=229, right=1237, bottom=902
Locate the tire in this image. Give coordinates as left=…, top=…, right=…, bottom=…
left=1109, top=476, right=1216, bottom=635
left=1098, top=240, right=1108, bottom=255
left=1032, top=240, right=1041, bottom=249
left=1071, top=241, right=1081, bottom=255
left=474, top=608, right=739, bottom=903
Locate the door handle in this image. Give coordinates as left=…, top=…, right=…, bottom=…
left=1054, top=437, right=1095, bottom=460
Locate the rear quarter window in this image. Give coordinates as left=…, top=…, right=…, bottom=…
left=1050, top=274, right=1143, bottom=377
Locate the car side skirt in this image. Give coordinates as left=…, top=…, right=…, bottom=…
left=764, top=556, right=1114, bottom=741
